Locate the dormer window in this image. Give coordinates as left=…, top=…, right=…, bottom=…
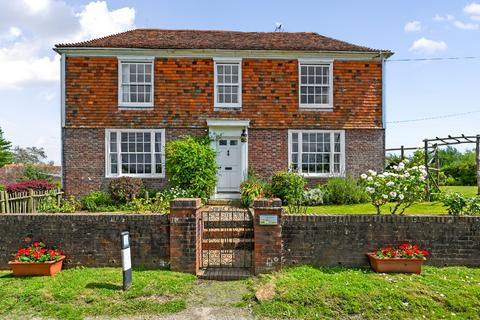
left=298, top=59, right=333, bottom=109
left=118, top=57, right=154, bottom=108
left=214, top=58, right=242, bottom=109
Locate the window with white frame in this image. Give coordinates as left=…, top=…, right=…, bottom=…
left=289, top=130, right=344, bottom=176
left=299, top=60, right=333, bottom=109
left=214, top=59, right=241, bottom=108
left=118, top=58, right=154, bottom=107
left=106, top=129, right=165, bottom=177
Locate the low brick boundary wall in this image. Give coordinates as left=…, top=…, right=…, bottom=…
left=0, top=214, right=170, bottom=270
left=282, top=215, right=480, bottom=267
left=1, top=212, right=479, bottom=271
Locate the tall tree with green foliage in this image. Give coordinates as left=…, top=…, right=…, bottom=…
left=12, top=146, right=50, bottom=164
left=0, top=128, right=13, bottom=168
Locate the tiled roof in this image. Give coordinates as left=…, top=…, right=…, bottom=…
left=55, top=29, right=391, bottom=54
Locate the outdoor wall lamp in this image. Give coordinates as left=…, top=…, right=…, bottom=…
left=241, top=129, right=248, bottom=142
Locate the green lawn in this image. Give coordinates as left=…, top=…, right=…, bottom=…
left=441, top=185, right=478, bottom=197
left=0, top=268, right=195, bottom=320
left=304, top=201, right=447, bottom=215
left=301, top=186, right=478, bottom=215
left=249, top=265, right=480, bottom=320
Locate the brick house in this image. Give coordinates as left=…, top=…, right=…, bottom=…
left=54, top=29, right=393, bottom=199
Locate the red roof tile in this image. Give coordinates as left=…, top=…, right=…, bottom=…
left=55, top=29, right=391, bottom=54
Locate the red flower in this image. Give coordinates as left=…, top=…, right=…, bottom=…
left=422, top=251, right=429, bottom=256
left=33, top=242, right=40, bottom=247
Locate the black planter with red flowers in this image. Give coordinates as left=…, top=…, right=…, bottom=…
left=9, top=241, right=65, bottom=277
left=367, top=244, right=429, bottom=274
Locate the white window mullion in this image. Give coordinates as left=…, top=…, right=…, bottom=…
left=298, top=132, right=303, bottom=175
left=117, top=131, right=121, bottom=176
left=330, top=133, right=335, bottom=175
left=151, top=131, right=155, bottom=174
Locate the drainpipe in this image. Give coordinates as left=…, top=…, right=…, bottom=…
left=381, top=52, right=386, bottom=130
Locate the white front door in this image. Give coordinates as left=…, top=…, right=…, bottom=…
left=216, top=138, right=242, bottom=192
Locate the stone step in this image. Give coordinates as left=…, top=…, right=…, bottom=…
left=197, top=267, right=252, bottom=281
left=202, top=238, right=254, bottom=250
left=203, top=228, right=253, bottom=239
left=203, top=220, right=253, bottom=229
left=207, top=199, right=242, bottom=206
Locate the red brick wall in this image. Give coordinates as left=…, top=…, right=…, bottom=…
left=62, top=127, right=206, bottom=196
left=63, top=127, right=383, bottom=196
left=65, top=57, right=383, bottom=129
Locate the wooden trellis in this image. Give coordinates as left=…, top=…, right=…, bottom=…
left=386, top=134, right=480, bottom=200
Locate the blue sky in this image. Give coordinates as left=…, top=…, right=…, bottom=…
left=1, top=0, right=479, bottom=164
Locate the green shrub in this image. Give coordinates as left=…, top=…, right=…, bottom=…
left=466, top=197, right=480, bottom=215
left=270, top=170, right=306, bottom=204
left=303, top=188, right=324, bottom=206
left=38, top=194, right=81, bottom=213
left=81, top=191, right=114, bottom=212
left=124, top=187, right=190, bottom=213
left=322, top=177, right=369, bottom=205
left=139, top=187, right=161, bottom=199
left=240, top=180, right=264, bottom=207
left=441, top=192, right=480, bottom=215
left=441, top=192, right=468, bottom=215
left=108, top=177, right=144, bottom=203
left=165, top=136, right=217, bottom=202
left=0, top=184, right=4, bottom=191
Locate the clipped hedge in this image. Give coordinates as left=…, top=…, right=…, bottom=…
left=6, top=180, right=55, bottom=193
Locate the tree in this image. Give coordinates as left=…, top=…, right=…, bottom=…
left=12, top=146, right=50, bottom=164
left=0, top=128, right=13, bottom=168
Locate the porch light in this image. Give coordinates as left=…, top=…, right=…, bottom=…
left=241, top=129, right=248, bottom=142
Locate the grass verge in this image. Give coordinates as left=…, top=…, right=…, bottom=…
left=249, top=265, right=480, bottom=319
left=0, top=267, right=195, bottom=320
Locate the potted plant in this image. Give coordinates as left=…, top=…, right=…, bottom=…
left=9, top=241, right=65, bottom=277
left=367, top=243, right=429, bottom=274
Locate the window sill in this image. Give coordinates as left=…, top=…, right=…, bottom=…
left=299, top=105, right=333, bottom=111
left=214, top=106, right=242, bottom=112
left=300, top=173, right=345, bottom=178
left=106, top=174, right=165, bottom=179
left=118, top=106, right=154, bottom=111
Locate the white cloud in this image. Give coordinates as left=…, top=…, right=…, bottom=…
left=404, top=21, right=421, bottom=32
left=433, top=14, right=454, bottom=21
left=453, top=20, right=479, bottom=30
left=464, top=2, right=480, bottom=15
left=76, top=1, right=135, bottom=40
left=409, top=37, right=447, bottom=55
left=0, top=1, right=136, bottom=88
left=464, top=2, right=480, bottom=21
left=0, top=26, right=22, bottom=42
left=23, top=0, right=52, bottom=13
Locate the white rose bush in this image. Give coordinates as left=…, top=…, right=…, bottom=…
left=361, top=160, right=428, bottom=214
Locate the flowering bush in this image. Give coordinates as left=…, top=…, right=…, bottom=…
left=6, top=179, right=55, bottom=193
left=303, top=188, right=325, bottom=206
left=361, top=160, right=427, bottom=214
left=373, top=243, right=429, bottom=260
left=441, top=192, right=480, bottom=215
left=14, top=241, right=63, bottom=263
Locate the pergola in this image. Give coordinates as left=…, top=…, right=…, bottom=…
left=386, top=134, right=480, bottom=200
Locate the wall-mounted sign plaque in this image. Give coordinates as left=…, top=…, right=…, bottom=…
left=259, top=214, right=278, bottom=225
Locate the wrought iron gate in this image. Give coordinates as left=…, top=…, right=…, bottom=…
left=201, top=206, right=254, bottom=269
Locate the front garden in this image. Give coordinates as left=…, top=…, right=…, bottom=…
left=248, top=265, right=480, bottom=319
left=1, top=265, right=479, bottom=319
left=0, top=268, right=195, bottom=319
